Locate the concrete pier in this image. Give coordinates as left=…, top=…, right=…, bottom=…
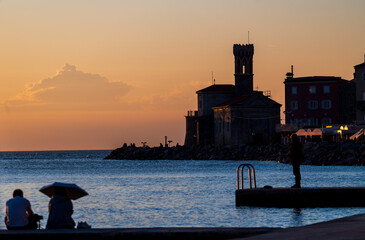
left=236, top=187, right=365, bottom=207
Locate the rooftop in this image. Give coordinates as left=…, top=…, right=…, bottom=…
left=196, top=84, right=235, bottom=94
left=284, top=76, right=348, bottom=84
left=212, top=95, right=250, bottom=108
left=212, top=91, right=281, bottom=108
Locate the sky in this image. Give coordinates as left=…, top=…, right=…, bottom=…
left=0, top=0, right=364, bottom=151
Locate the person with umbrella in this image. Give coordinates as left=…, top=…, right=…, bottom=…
left=39, top=182, right=88, bottom=229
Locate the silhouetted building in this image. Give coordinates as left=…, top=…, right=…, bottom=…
left=185, top=44, right=281, bottom=146
left=212, top=92, right=281, bottom=145
left=185, top=85, right=235, bottom=146
left=354, top=59, right=365, bottom=123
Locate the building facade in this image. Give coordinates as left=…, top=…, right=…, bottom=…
left=284, top=75, right=355, bottom=127
left=212, top=93, right=281, bottom=145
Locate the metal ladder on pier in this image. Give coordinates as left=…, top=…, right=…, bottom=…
left=237, top=164, right=256, bottom=190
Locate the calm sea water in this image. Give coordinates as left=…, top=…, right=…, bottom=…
left=1, top=150, right=364, bottom=229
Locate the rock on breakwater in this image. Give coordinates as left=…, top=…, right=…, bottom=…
left=104, top=142, right=365, bottom=166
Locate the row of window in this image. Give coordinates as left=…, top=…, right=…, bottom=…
left=290, top=100, right=332, bottom=110
left=291, top=86, right=330, bottom=95
left=290, top=118, right=332, bottom=125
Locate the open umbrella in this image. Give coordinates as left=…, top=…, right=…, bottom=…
left=39, top=182, right=88, bottom=200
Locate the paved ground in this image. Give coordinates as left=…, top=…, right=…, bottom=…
left=231, top=213, right=365, bottom=240
left=0, top=227, right=278, bottom=240
left=1, top=213, right=364, bottom=239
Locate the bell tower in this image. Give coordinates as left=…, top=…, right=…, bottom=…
left=233, top=44, right=254, bottom=96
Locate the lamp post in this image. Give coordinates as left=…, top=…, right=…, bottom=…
left=337, top=129, right=342, bottom=142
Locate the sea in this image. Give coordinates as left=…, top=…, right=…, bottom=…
left=0, top=150, right=364, bottom=229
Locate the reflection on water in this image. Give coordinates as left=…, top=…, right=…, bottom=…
left=0, top=150, right=364, bottom=229
left=291, top=208, right=303, bottom=226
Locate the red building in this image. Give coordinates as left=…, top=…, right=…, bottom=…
left=284, top=72, right=355, bottom=127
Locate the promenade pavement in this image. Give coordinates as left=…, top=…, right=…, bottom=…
left=232, top=213, right=365, bottom=240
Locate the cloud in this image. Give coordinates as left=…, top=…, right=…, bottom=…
left=126, top=86, right=196, bottom=112
left=3, top=64, right=131, bottom=110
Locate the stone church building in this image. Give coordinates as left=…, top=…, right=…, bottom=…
left=185, top=43, right=281, bottom=146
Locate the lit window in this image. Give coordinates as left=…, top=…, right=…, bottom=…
left=324, top=86, right=330, bottom=93
left=309, top=86, right=316, bottom=94
left=321, top=100, right=332, bottom=109
left=292, top=86, right=297, bottom=95
left=308, top=100, right=318, bottom=110
left=290, top=101, right=298, bottom=110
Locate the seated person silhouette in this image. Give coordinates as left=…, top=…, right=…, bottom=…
left=5, top=189, right=36, bottom=230
left=46, top=187, right=75, bottom=229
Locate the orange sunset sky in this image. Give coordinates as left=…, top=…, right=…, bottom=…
left=0, top=0, right=364, bottom=151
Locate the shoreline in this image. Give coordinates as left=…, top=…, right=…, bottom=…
left=104, top=142, right=365, bottom=166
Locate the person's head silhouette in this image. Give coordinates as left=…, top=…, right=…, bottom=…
left=13, top=189, right=23, bottom=198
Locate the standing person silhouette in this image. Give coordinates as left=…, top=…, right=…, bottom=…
left=288, top=134, right=304, bottom=188
left=5, top=189, right=34, bottom=230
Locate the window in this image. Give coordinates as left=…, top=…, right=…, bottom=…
left=309, top=86, right=316, bottom=94
left=322, top=118, right=332, bottom=125
left=290, top=101, right=298, bottom=110
left=308, top=118, right=318, bottom=126
left=291, top=86, right=297, bottom=95
left=321, top=100, right=332, bottom=109
left=308, top=100, right=318, bottom=110
left=362, top=72, right=365, bottom=81
left=324, top=86, right=330, bottom=93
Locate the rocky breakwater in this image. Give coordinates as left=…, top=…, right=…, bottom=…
left=104, top=142, right=365, bottom=166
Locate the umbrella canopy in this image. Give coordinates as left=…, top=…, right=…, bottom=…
left=39, top=182, right=88, bottom=200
